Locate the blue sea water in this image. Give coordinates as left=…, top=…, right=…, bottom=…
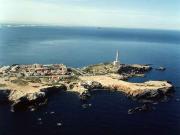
left=0, top=26, right=180, bottom=135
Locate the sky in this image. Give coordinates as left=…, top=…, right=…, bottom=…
left=0, top=0, right=180, bottom=30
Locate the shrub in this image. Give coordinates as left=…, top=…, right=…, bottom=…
left=0, top=83, right=7, bottom=87
left=26, top=77, right=41, bottom=83
left=11, top=79, right=29, bottom=86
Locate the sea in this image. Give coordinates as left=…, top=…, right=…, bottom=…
left=0, top=25, right=180, bottom=135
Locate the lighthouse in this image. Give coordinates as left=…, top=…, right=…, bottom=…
left=113, top=50, right=120, bottom=67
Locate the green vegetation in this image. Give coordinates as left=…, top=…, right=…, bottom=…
left=71, top=69, right=82, bottom=76
left=82, top=62, right=117, bottom=75
left=26, top=77, right=41, bottom=83
left=47, top=82, right=63, bottom=86
left=11, top=79, right=29, bottom=86
left=0, top=83, right=7, bottom=87
left=103, top=62, right=111, bottom=65
left=60, top=76, right=79, bottom=82
left=41, top=77, right=49, bottom=82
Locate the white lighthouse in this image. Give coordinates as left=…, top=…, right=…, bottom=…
left=113, top=50, right=120, bottom=67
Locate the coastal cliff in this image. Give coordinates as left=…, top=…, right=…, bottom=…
left=80, top=76, right=173, bottom=99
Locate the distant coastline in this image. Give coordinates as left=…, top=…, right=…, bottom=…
left=1, top=23, right=180, bottom=32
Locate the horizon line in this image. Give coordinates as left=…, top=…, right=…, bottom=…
left=0, top=22, right=180, bottom=32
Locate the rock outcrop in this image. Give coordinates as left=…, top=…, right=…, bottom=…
left=0, top=85, right=67, bottom=111
left=0, top=89, right=11, bottom=103
left=155, top=66, right=166, bottom=71
left=81, top=81, right=103, bottom=90
left=11, top=92, right=47, bottom=112
left=128, top=103, right=153, bottom=114
left=40, top=84, right=67, bottom=96
left=80, top=76, right=173, bottom=100
left=118, top=64, right=152, bottom=78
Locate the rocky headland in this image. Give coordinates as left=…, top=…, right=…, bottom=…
left=0, top=62, right=173, bottom=112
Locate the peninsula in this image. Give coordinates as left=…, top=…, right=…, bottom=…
left=0, top=52, right=173, bottom=111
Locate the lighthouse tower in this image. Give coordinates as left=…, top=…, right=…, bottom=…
left=113, top=50, right=120, bottom=67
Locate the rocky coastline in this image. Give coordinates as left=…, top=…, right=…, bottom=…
left=0, top=62, right=173, bottom=112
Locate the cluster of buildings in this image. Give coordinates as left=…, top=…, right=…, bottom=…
left=0, top=64, right=70, bottom=81
left=0, top=50, right=121, bottom=82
